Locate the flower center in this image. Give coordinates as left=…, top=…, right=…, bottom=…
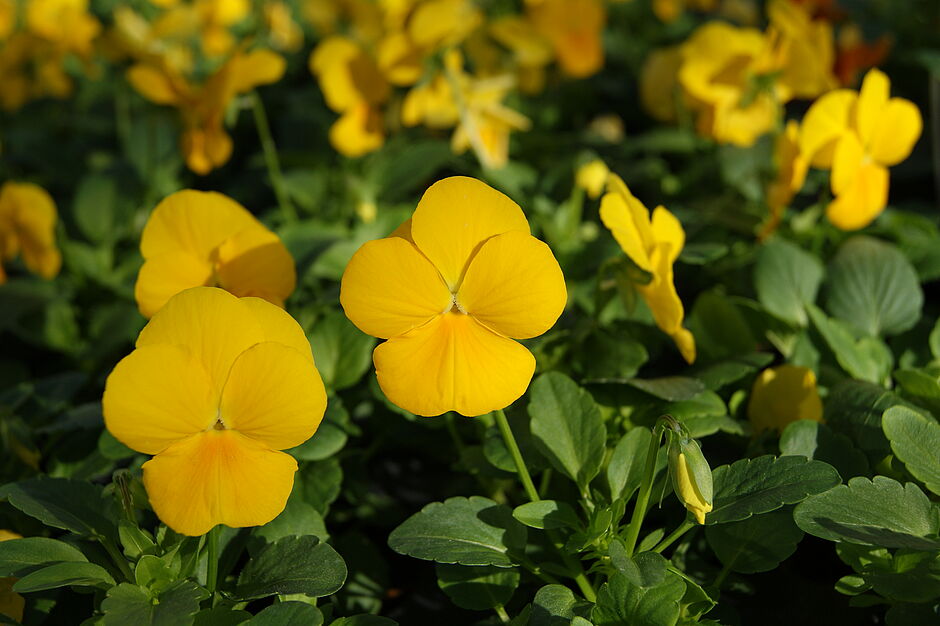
left=446, top=293, right=468, bottom=315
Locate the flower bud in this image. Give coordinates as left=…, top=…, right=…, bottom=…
left=668, top=432, right=713, bottom=525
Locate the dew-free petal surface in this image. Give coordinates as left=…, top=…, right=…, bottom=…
left=341, top=236, right=451, bottom=339
left=457, top=231, right=566, bottom=339
left=142, top=430, right=298, bottom=536
left=220, top=342, right=326, bottom=450
left=867, top=99, right=922, bottom=167
left=215, top=226, right=296, bottom=306
left=103, top=344, right=217, bottom=455
left=239, top=297, right=314, bottom=362
left=136, top=287, right=265, bottom=391
left=410, top=176, right=529, bottom=291
left=650, top=206, right=685, bottom=265
left=826, top=162, right=889, bottom=231
left=373, top=312, right=536, bottom=417
left=599, top=188, right=653, bottom=272
left=747, top=364, right=823, bottom=433
left=799, top=89, right=856, bottom=169
left=854, top=68, right=889, bottom=149
left=135, top=250, right=214, bottom=318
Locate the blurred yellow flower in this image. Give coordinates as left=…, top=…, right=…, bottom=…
left=408, top=0, right=482, bottom=51
left=0, top=529, right=24, bottom=624
left=135, top=190, right=295, bottom=318
left=0, top=181, right=61, bottom=284
left=26, top=0, right=101, bottom=58
left=799, top=68, right=922, bottom=230
left=653, top=0, right=717, bottom=24
left=747, top=364, right=822, bottom=433
left=489, top=16, right=553, bottom=94
left=529, top=0, right=605, bottom=79
left=128, top=48, right=286, bottom=173
left=768, top=0, right=836, bottom=100
left=761, top=119, right=808, bottom=240
left=104, top=287, right=326, bottom=536
left=341, top=176, right=566, bottom=417
left=575, top=159, right=609, bottom=199
left=265, top=1, right=304, bottom=52
left=640, top=45, right=683, bottom=123
left=600, top=175, right=695, bottom=363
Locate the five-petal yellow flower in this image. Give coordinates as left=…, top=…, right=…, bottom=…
left=103, top=287, right=327, bottom=536
left=135, top=190, right=295, bottom=318
left=600, top=175, right=696, bottom=364
left=340, top=176, right=567, bottom=417
left=0, top=181, right=61, bottom=284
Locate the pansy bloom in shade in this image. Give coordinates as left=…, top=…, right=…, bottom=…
left=747, top=364, right=822, bottom=434
left=799, top=68, right=922, bottom=231
left=103, top=287, right=327, bottom=536
left=0, top=181, right=61, bottom=284
left=340, top=176, right=566, bottom=417
left=135, top=190, right=295, bottom=318
left=599, top=175, right=695, bottom=364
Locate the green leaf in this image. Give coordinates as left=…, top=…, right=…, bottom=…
left=592, top=571, right=685, bottom=626
left=292, top=457, right=343, bottom=515
left=530, top=584, right=593, bottom=626
left=692, top=353, right=774, bottom=390
left=13, top=561, right=115, bottom=592
left=794, top=476, right=940, bottom=549
left=930, top=317, right=940, bottom=361
left=607, top=427, right=652, bottom=502
left=0, top=537, right=87, bottom=577
left=621, top=377, right=705, bottom=402
left=72, top=175, right=117, bottom=244
left=608, top=546, right=668, bottom=589
left=882, top=406, right=940, bottom=496
left=512, top=501, right=580, bottom=530
left=687, top=291, right=757, bottom=360
left=193, top=606, right=253, bottom=626
left=436, top=564, right=519, bottom=610
left=101, top=581, right=206, bottom=626
left=824, top=380, right=911, bottom=464
left=893, top=369, right=940, bottom=415
left=388, top=496, right=527, bottom=567
left=705, top=509, right=803, bottom=573
left=708, top=455, right=841, bottom=524
left=237, top=535, right=347, bottom=600
left=528, top=373, right=606, bottom=491
left=119, top=521, right=157, bottom=560
left=135, top=555, right=176, bottom=593
left=0, top=477, right=118, bottom=540
left=824, top=236, right=923, bottom=337
left=807, top=304, right=889, bottom=383
left=780, top=421, right=869, bottom=480
left=755, top=239, right=824, bottom=326
left=287, top=402, right=350, bottom=461
left=330, top=617, right=398, bottom=626
left=250, top=500, right=329, bottom=555
left=309, top=312, right=377, bottom=391
left=246, top=602, right=323, bottom=626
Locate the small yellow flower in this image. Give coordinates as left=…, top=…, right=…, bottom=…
left=407, top=0, right=482, bottom=51
left=767, top=0, right=837, bottom=100
left=599, top=175, right=696, bottom=363
left=798, top=68, right=922, bottom=231
left=135, top=190, right=295, bottom=318
left=0, top=182, right=61, bottom=284
left=575, top=159, right=609, bottom=199
left=340, top=177, right=567, bottom=417
left=265, top=1, right=304, bottom=52
left=0, top=530, right=24, bottom=624
left=103, top=287, right=327, bottom=536
left=747, top=364, right=823, bottom=434
left=529, top=0, right=606, bottom=79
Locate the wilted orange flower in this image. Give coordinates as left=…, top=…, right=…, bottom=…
left=835, top=23, right=890, bottom=87
left=341, top=177, right=567, bottom=417
left=104, top=287, right=327, bottom=536
left=0, top=181, right=61, bottom=284
left=600, top=175, right=696, bottom=363
left=747, top=364, right=822, bottom=433
left=135, top=190, right=295, bottom=318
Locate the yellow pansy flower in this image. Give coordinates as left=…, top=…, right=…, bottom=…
left=798, top=68, right=922, bottom=230
left=761, top=119, right=808, bottom=240
left=489, top=16, right=553, bottom=94
left=0, top=530, right=24, bottom=624
left=135, top=190, right=295, bottom=319
left=128, top=48, right=286, bottom=174
left=407, top=0, right=482, bottom=51
left=103, top=287, right=327, bottom=536
left=310, top=35, right=390, bottom=157
left=529, top=0, right=606, bottom=79
left=575, top=159, right=609, bottom=199
left=340, top=177, right=567, bottom=417
left=265, top=1, right=304, bottom=52
left=747, top=364, right=823, bottom=433
left=26, top=0, right=101, bottom=58
left=0, top=181, right=61, bottom=284
left=599, top=175, right=695, bottom=363
left=767, top=0, right=836, bottom=100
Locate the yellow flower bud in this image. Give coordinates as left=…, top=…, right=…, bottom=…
left=668, top=435, right=713, bottom=525
left=575, top=159, right=610, bottom=199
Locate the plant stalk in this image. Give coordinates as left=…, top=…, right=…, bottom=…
left=206, top=525, right=220, bottom=595
left=622, top=424, right=664, bottom=557
left=100, top=537, right=134, bottom=582
left=251, top=91, right=297, bottom=224
left=652, top=520, right=695, bottom=554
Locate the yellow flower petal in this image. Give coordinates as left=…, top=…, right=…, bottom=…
left=457, top=231, right=566, bottom=339
left=228, top=49, right=286, bottom=95
left=867, top=98, right=923, bottom=167
left=674, top=451, right=712, bottom=524
left=599, top=184, right=653, bottom=272
left=136, top=287, right=265, bottom=391
left=410, top=177, right=530, bottom=291
left=639, top=244, right=695, bottom=364
left=0, top=182, right=61, bottom=279
left=830, top=132, right=864, bottom=196
left=799, top=89, right=856, bottom=169
left=826, top=161, right=889, bottom=231
left=142, top=430, right=297, bottom=536
left=650, top=206, right=685, bottom=266
left=747, top=364, right=823, bottom=433
left=575, top=159, right=610, bottom=199
left=855, top=68, right=890, bottom=150
left=671, top=327, right=697, bottom=365
left=215, top=227, right=296, bottom=306
left=219, top=342, right=326, bottom=450
left=140, top=190, right=259, bottom=261
left=0, top=576, right=24, bottom=624
left=239, top=297, right=314, bottom=362
left=640, top=46, right=682, bottom=123
left=126, top=64, right=182, bottom=105
left=341, top=236, right=452, bottom=339
left=373, top=312, right=536, bottom=417
left=329, top=103, right=385, bottom=158
left=135, top=251, right=214, bottom=319
left=103, top=344, right=217, bottom=455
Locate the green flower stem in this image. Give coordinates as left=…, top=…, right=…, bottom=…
left=713, top=561, right=732, bottom=590
left=494, top=409, right=597, bottom=602
left=100, top=537, right=134, bottom=582
left=652, top=520, right=695, bottom=554
left=206, top=525, right=220, bottom=595
left=250, top=91, right=297, bottom=224
left=494, top=604, right=510, bottom=623
left=623, top=424, right=665, bottom=557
